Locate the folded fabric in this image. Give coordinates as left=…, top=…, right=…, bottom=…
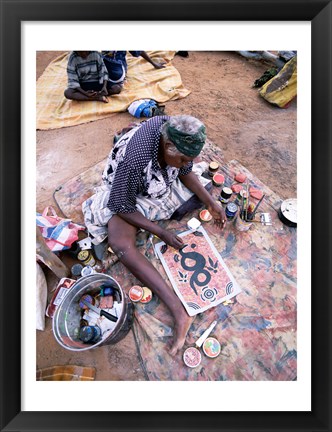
left=36, top=365, right=96, bottom=381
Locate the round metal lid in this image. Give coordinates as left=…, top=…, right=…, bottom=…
left=280, top=198, right=297, bottom=224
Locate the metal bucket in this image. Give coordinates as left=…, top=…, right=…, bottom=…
left=52, top=273, right=133, bottom=351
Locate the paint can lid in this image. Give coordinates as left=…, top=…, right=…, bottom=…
left=199, top=209, right=212, bottom=222
left=213, top=173, right=225, bottom=185
left=226, top=202, right=238, bottom=212
left=77, top=250, right=90, bottom=261
left=81, top=266, right=95, bottom=277
left=129, top=285, right=144, bottom=302
left=183, top=347, right=202, bottom=368
left=280, top=198, right=297, bottom=224
left=209, top=161, right=219, bottom=170
left=140, top=287, right=153, bottom=304
left=202, top=337, right=221, bottom=358
left=221, top=187, right=233, bottom=198
left=71, top=263, right=84, bottom=276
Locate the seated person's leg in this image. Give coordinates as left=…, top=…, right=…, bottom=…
left=64, top=81, right=109, bottom=102
left=64, top=88, right=78, bottom=100
left=108, top=215, right=193, bottom=355
left=107, top=83, right=123, bottom=95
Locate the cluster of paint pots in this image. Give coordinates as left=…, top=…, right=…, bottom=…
left=183, top=337, right=221, bottom=368
left=129, top=285, right=153, bottom=304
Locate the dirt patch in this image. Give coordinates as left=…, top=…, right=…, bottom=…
left=36, top=51, right=296, bottom=380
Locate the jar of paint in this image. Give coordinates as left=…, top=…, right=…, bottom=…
left=212, top=173, right=225, bottom=187
left=77, top=249, right=96, bottom=267
left=202, top=337, right=221, bottom=358
left=129, top=285, right=144, bottom=302
left=208, top=161, right=219, bottom=177
left=183, top=347, right=202, bottom=368
left=225, top=202, right=238, bottom=220
left=219, top=186, right=233, bottom=204
left=199, top=209, right=213, bottom=222
left=71, top=263, right=84, bottom=278
left=235, top=190, right=248, bottom=206
left=141, top=287, right=153, bottom=304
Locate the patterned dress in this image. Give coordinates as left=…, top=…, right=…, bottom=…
left=82, top=116, right=209, bottom=244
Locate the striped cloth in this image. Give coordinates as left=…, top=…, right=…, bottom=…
left=66, top=51, right=109, bottom=88
left=36, top=365, right=96, bottom=381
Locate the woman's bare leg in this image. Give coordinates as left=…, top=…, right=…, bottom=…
left=108, top=215, right=193, bottom=355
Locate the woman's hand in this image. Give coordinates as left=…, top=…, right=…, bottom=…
left=159, top=230, right=184, bottom=249
left=208, top=201, right=226, bottom=230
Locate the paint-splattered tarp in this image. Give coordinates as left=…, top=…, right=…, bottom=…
left=55, top=155, right=297, bottom=381
left=129, top=160, right=297, bottom=381
left=36, top=51, right=190, bottom=130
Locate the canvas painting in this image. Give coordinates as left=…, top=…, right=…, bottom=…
left=155, top=226, right=242, bottom=316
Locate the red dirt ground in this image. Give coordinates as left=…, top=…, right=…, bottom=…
left=36, top=51, right=296, bottom=380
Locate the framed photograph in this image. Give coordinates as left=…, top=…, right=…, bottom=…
left=1, top=0, right=331, bottom=431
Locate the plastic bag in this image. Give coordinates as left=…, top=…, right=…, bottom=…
left=127, top=99, right=165, bottom=118
left=36, top=206, right=85, bottom=252
left=259, top=55, right=297, bottom=108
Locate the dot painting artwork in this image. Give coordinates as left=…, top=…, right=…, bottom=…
left=155, top=226, right=242, bottom=316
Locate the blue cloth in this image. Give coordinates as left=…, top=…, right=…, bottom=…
left=102, top=51, right=142, bottom=83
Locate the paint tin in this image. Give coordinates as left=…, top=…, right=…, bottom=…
left=212, top=173, right=225, bottom=187
left=141, top=287, right=153, bottom=304
left=129, top=285, right=144, bottom=302
left=219, top=187, right=233, bottom=204
left=208, top=161, right=219, bottom=177
left=199, top=209, right=212, bottom=222
left=225, top=202, right=238, bottom=220
left=77, top=249, right=96, bottom=267
left=81, top=266, right=96, bottom=277
left=79, top=325, right=102, bottom=344
left=235, top=190, right=248, bottom=206
left=183, top=347, right=202, bottom=368
left=71, top=263, right=84, bottom=278
left=234, top=213, right=253, bottom=232
left=202, top=337, right=221, bottom=358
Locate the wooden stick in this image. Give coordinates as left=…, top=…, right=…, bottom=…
left=36, top=227, right=70, bottom=278
left=252, top=194, right=265, bottom=219
left=245, top=179, right=249, bottom=221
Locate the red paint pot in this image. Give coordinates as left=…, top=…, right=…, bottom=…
left=199, top=209, right=212, bottom=222
left=129, top=285, right=144, bottom=302
left=183, top=347, right=202, bottom=368
left=212, top=173, right=225, bottom=187
left=140, top=287, right=153, bottom=304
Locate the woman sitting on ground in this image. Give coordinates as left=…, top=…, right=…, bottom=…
left=64, top=51, right=111, bottom=103
left=82, top=115, right=226, bottom=355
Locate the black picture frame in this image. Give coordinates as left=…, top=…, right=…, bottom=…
left=1, top=0, right=331, bottom=431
